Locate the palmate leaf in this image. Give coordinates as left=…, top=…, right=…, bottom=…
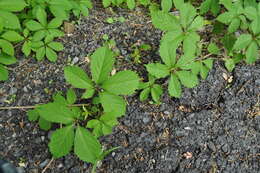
left=90, top=46, right=115, bottom=84
left=159, top=40, right=178, bottom=67
left=36, top=6, right=47, bottom=26
left=74, top=126, right=102, bottom=164
left=49, top=125, right=74, bottom=158
left=64, top=66, right=93, bottom=89
left=102, top=70, right=139, bottom=95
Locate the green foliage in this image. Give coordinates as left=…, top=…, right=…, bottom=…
left=200, top=0, right=220, bottom=16
left=139, top=75, right=163, bottom=104
left=102, top=0, right=151, bottom=9
left=27, top=46, right=139, bottom=171
left=217, top=0, right=260, bottom=69
left=0, top=0, right=92, bottom=81
left=64, top=46, right=140, bottom=116
left=149, top=2, right=214, bottom=98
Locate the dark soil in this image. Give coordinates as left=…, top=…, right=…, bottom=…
left=0, top=5, right=259, bottom=173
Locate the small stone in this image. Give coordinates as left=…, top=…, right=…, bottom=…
left=72, top=57, right=79, bottom=64
left=208, top=142, right=216, bottom=152
left=16, top=167, right=25, bottom=173
left=9, top=87, right=17, bottom=94
left=39, top=159, right=49, bottom=168
left=142, top=116, right=151, bottom=124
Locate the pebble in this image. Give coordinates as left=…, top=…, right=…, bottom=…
left=142, top=116, right=151, bottom=124
left=39, top=159, right=49, bottom=168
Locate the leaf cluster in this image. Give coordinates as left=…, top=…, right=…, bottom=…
left=102, top=0, right=151, bottom=9
left=0, top=0, right=93, bottom=81
left=27, top=46, right=139, bottom=171
left=146, top=2, right=213, bottom=100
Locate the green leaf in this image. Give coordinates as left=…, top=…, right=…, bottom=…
left=49, top=125, right=74, bottom=158
left=207, top=43, right=220, bottom=54
left=103, top=0, right=111, bottom=7
left=159, top=40, right=177, bottom=67
left=0, top=53, right=16, bottom=65
left=176, top=70, right=199, bottom=88
left=100, top=92, right=126, bottom=117
left=82, top=88, right=95, bottom=99
left=27, top=109, right=39, bottom=121
left=222, top=34, right=236, bottom=53
left=183, top=32, right=200, bottom=57
left=36, top=7, right=47, bottom=26
left=32, top=30, right=46, bottom=41
left=188, top=16, right=204, bottom=31
left=151, top=11, right=181, bottom=31
left=39, top=117, right=51, bottom=130
left=37, top=102, right=75, bottom=124
left=168, top=74, right=181, bottom=98
left=0, top=0, right=27, bottom=12
left=1, top=31, right=23, bottom=42
left=90, top=46, right=114, bottom=84
left=202, top=59, right=214, bottom=69
left=0, top=39, right=14, bottom=55
left=200, top=0, right=211, bottom=14
left=151, top=84, right=163, bottom=103
left=127, top=0, right=135, bottom=9
left=146, top=63, right=170, bottom=78
left=210, top=0, right=220, bottom=16
left=200, top=63, right=210, bottom=80
left=74, top=126, right=102, bottom=164
left=216, top=12, right=233, bottom=24
left=50, top=6, right=68, bottom=20
left=48, top=18, right=63, bottom=28
left=64, top=66, right=93, bottom=89
left=46, top=47, right=57, bottom=62
left=233, top=34, right=252, bottom=50
left=66, top=88, right=76, bottom=105
left=36, top=47, right=45, bottom=61
left=245, top=41, right=258, bottom=64
left=227, top=18, right=240, bottom=33
left=0, top=11, right=21, bottom=29
left=161, top=0, right=172, bottom=12
left=243, top=6, right=257, bottom=20
left=219, top=0, right=232, bottom=10
left=48, top=42, right=64, bottom=51
left=224, top=58, right=235, bottom=72
left=26, top=20, right=44, bottom=31
left=139, top=88, right=150, bottom=101
left=250, top=18, right=260, bottom=35
left=102, top=70, right=139, bottom=95
left=180, top=3, right=196, bottom=29
left=172, top=0, right=184, bottom=9
left=99, top=112, right=118, bottom=135
left=0, top=64, right=8, bottom=81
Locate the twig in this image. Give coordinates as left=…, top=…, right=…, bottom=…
left=0, top=103, right=89, bottom=110
left=41, top=158, right=54, bottom=173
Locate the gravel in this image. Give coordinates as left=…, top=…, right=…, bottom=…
left=0, top=5, right=259, bottom=173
